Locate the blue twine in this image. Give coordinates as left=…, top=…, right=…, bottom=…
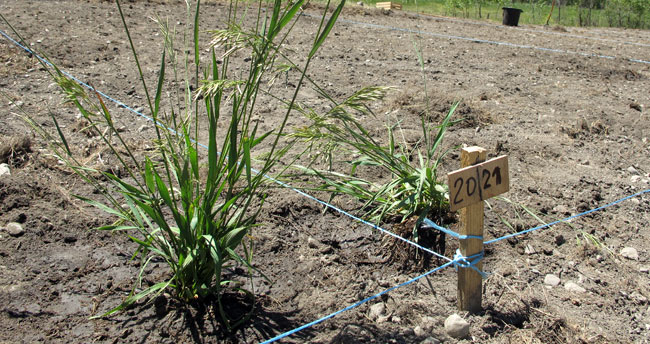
left=301, top=14, right=650, bottom=65
left=0, top=27, right=454, bottom=263
left=422, top=218, right=483, bottom=240
left=0, top=28, right=181, bottom=138
left=485, top=188, right=650, bottom=245
left=259, top=260, right=455, bottom=344
left=453, top=249, right=488, bottom=278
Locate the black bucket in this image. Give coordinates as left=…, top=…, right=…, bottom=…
left=502, top=7, right=523, bottom=26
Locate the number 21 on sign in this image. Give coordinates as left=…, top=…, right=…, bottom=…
left=447, top=155, right=509, bottom=211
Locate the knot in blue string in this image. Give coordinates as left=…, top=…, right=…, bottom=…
left=453, top=249, right=488, bottom=278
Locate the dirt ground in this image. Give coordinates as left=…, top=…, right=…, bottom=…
left=1, top=0, right=649, bottom=343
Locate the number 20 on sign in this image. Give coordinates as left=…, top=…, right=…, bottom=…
left=447, top=155, right=510, bottom=211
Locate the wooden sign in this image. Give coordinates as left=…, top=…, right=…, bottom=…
left=447, top=155, right=509, bottom=211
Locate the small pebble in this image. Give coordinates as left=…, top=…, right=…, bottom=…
left=640, top=266, right=649, bottom=274
left=307, top=237, right=319, bottom=249
left=0, top=163, right=10, bottom=177
left=6, top=222, right=25, bottom=237
left=620, top=247, right=639, bottom=260
left=544, top=274, right=561, bottom=287
left=413, top=325, right=426, bottom=337
left=524, top=244, right=537, bottom=255
left=627, top=166, right=639, bottom=175
left=444, top=313, right=470, bottom=339
left=369, top=302, right=385, bottom=321
left=564, top=282, right=586, bottom=293
left=420, top=338, right=441, bottom=344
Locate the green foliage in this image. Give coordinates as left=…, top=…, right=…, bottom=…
left=291, top=87, right=458, bottom=231
left=22, top=0, right=345, bottom=328
left=359, top=0, right=649, bottom=28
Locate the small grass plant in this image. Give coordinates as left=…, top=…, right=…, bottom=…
left=15, top=0, right=345, bottom=328
left=290, top=94, right=459, bottom=240
left=289, top=26, right=459, bottom=247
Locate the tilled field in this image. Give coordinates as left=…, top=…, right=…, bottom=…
left=1, top=1, right=649, bottom=343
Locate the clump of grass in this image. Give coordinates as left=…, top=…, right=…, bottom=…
left=18, top=0, right=345, bottom=328
left=290, top=88, right=458, bottom=235
left=287, top=27, right=460, bottom=252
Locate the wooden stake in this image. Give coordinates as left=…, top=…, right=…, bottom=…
left=458, top=146, right=487, bottom=313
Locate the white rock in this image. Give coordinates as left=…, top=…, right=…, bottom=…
left=544, top=274, right=561, bottom=286
left=627, top=166, right=639, bottom=175
left=524, top=244, right=537, bottom=255
left=413, top=325, right=426, bottom=337
left=564, top=282, right=586, bottom=293
left=0, top=163, right=10, bottom=177
left=620, top=247, right=639, bottom=260
left=6, top=222, right=24, bottom=237
left=420, top=316, right=436, bottom=332
left=307, top=237, right=319, bottom=248
left=420, top=338, right=441, bottom=344
left=369, top=303, right=385, bottom=321
left=631, top=175, right=641, bottom=183
left=444, top=313, right=470, bottom=339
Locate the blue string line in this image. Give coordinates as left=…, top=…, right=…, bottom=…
left=259, top=260, right=455, bottom=344
left=485, top=188, right=650, bottom=245
left=0, top=28, right=181, bottom=138
left=422, top=218, right=483, bottom=240
left=0, top=27, right=454, bottom=263
left=301, top=14, right=650, bottom=65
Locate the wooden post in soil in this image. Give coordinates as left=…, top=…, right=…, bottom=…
left=458, top=146, right=487, bottom=313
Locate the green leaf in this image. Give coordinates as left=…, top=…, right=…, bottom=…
left=267, top=0, right=282, bottom=41
left=50, top=114, right=71, bottom=156
left=309, top=0, right=345, bottom=58
left=73, top=195, right=126, bottom=219
left=273, top=0, right=305, bottom=39
left=154, top=171, right=173, bottom=208
left=91, top=280, right=172, bottom=319
left=223, top=226, right=248, bottom=250
left=153, top=49, right=165, bottom=117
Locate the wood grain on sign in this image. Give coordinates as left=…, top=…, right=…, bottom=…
left=447, top=155, right=509, bottom=212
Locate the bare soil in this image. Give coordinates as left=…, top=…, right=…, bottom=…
left=1, top=1, right=649, bottom=343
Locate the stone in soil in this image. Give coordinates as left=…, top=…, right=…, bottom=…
left=369, top=302, right=386, bottom=321
left=444, top=313, right=470, bottom=339
left=544, top=274, right=561, bottom=287
left=5, top=222, right=25, bottom=237
left=620, top=247, right=639, bottom=260
left=564, top=282, right=586, bottom=293
left=0, top=163, right=10, bottom=177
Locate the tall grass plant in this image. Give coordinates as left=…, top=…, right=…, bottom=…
left=18, top=0, right=345, bottom=328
